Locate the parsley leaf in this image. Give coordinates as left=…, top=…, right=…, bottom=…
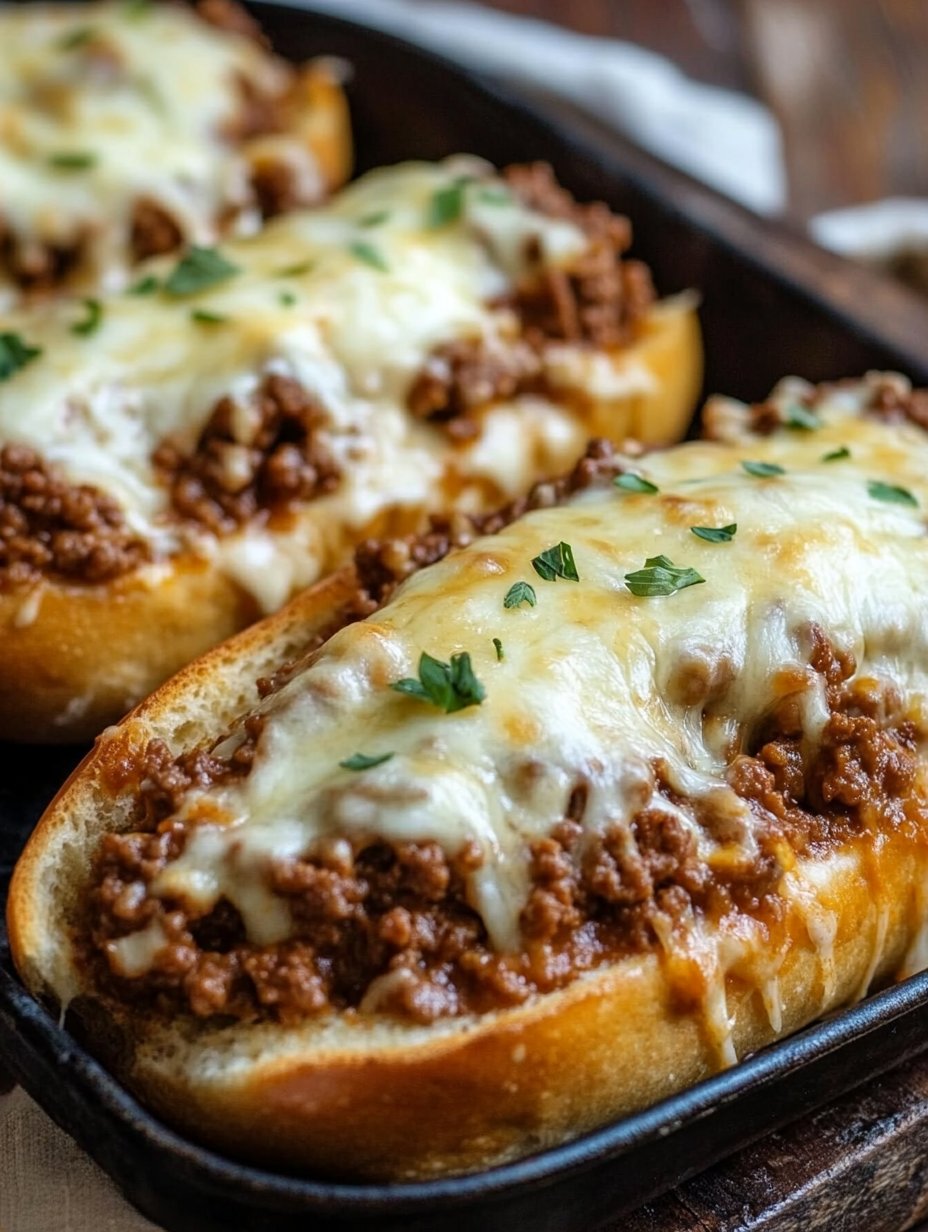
left=278, top=290, right=297, bottom=308
left=624, top=554, right=705, bottom=597
left=492, top=637, right=504, bottom=661
left=164, top=246, right=239, bottom=296
left=128, top=274, right=159, bottom=296
left=70, top=299, right=102, bottom=337
left=784, top=404, right=822, bottom=431
left=190, top=309, right=228, bottom=325
left=339, top=751, right=394, bottom=771
left=49, top=151, right=97, bottom=170
left=741, top=460, right=785, bottom=478
left=867, top=479, right=918, bottom=508
left=359, top=209, right=390, bottom=227
left=392, top=651, right=486, bottom=713
left=0, top=333, right=42, bottom=381
left=349, top=241, right=389, bottom=272
left=57, top=25, right=96, bottom=50
left=691, top=523, right=737, bottom=543
left=427, top=179, right=470, bottom=228
left=531, top=542, right=579, bottom=583
left=275, top=260, right=315, bottom=278
left=614, top=472, right=659, bottom=494
left=822, top=446, right=851, bottom=462
left=503, top=581, right=537, bottom=609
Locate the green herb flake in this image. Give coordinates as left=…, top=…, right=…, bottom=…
left=492, top=637, right=504, bottom=661
left=691, top=523, right=737, bottom=543
left=624, top=554, right=705, bottom=598
left=822, top=446, right=851, bottom=462
left=128, top=274, right=159, bottom=296
left=48, top=151, right=97, bottom=170
left=123, top=0, right=152, bottom=18
left=531, top=541, right=579, bottom=583
left=278, top=290, right=297, bottom=308
left=57, top=25, right=96, bottom=50
left=359, top=210, right=391, bottom=228
left=503, top=580, right=537, bottom=609
left=190, top=309, right=228, bottom=325
left=164, top=246, right=239, bottom=297
left=0, top=333, right=42, bottom=382
left=349, top=241, right=389, bottom=272
left=70, top=299, right=102, bottom=337
left=275, top=260, right=315, bottom=278
left=867, top=479, right=919, bottom=508
left=784, top=404, right=822, bottom=431
left=391, top=651, right=486, bottom=713
left=741, top=460, right=785, bottom=478
left=339, top=751, right=394, bottom=771
left=614, top=472, right=659, bottom=495
left=427, top=179, right=470, bottom=228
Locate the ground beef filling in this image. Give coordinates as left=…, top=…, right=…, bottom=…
left=83, top=624, right=922, bottom=1026
left=0, top=444, right=149, bottom=587
left=729, top=373, right=928, bottom=438
left=407, top=163, right=656, bottom=431
left=154, top=373, right=341, bottom=532
left=355, top=437, right=627, bottom=606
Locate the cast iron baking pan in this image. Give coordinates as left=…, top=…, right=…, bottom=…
left=4, top=4, right=928, bottom=1229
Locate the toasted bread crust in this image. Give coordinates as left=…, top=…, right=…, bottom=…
left=0, top=299, right=701, bottom=742
left=9, top=552, right=928, bottom=1180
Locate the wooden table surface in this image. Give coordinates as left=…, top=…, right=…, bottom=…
left=480, top=0, right=928, bottom=224
left=466, top=3, right=928, bottom=1229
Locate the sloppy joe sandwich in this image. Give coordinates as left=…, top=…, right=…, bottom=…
left=10, top=372, right=928, bottom=1179
left=0, top=0, right=350, bottom=306
left=0, top=158, right=701, bottom=740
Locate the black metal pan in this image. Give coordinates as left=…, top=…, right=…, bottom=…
left=3, top=4, right=928, bottom=1228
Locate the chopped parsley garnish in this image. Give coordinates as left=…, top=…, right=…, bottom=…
left=190, top=309, right=228, bottom=325
left=128, top=274, right=159, bottom=296
left=164, top=246, right=239, bottom=296
left=278, top=290, right=297, bottom=308
left=624, top=555, right=705, bottom=597
left=275, top=260, right=315, bottom=278
left=614, top=472, right=659, bottom=494
left=741, top=460, right=785, bottom=478
left=690, top=523, right=737, bottom=543
left=49, top=151, right=97, bottom=170
left=349, top=241, right=389, bottom=272
left=427, top=179, right=471, bottom=228
left=123, top=0, right=152, bottom=18
left=392, top=651, right=486, bottom=713
left=867, top=479, right=918, bottom=508
left=359, top=210, right=391, bottom=228
left=57, top=25, right=96, bottom=50
left=0, top=333, right=42, bottom=382
left=493, top=637, right=504, bottom=661
left=339, top=751, right=394, bottom=771
left=531, top=542, right=579, bottom=583
left=784, top=404, right=822, bottom=430
left=70, top=299, right=102, bottom=337
left=503, top=581, right=537, bottom=609
left=822, top=445, right=851, bottom=462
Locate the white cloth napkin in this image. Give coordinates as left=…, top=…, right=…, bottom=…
left=2, top=2, right=920, bottom=1229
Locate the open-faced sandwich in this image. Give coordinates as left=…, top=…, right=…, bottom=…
left=0, top=0, right=350, bottom=307
left=0, top=157, right=701, bottom=740
left=10, top=371, right=928, bottom=1179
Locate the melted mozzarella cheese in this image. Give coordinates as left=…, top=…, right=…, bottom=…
left=0, top=0, right=323, bottom=302
left=0, top=159, right=602, bottom=607
left=153, top=383, right=928, bottom=971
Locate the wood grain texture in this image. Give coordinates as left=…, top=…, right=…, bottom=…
left=610, top=1049, right=928, bottom=1231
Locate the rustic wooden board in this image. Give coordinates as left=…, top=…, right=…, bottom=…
left=616, top=1050, right=928, bottom=1231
